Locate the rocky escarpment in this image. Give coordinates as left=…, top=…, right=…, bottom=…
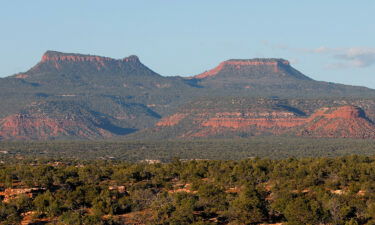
left=300, top=106, right=375, bottom=138
left=0, top=101, right=142, bottom=140
left=156, top=113, right=188, bottom=127
left=18, top=51, right=145, bottom=76
left=201, top=111, right=306, bottom=129
left=194, top=59, right=292, bottom=79
left=192, top=58, right=311, bottom=81
left=40, top=51, right=140, bottom=68
left=155, top=106, right=306, bottom=137
left=151, top=100, right=375, bottom=139
left=0, top=113, right=112, bottom=140
left=9, top=50, right=185, bottom=97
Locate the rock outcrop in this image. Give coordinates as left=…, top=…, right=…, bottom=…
left=156, top=113, right=188, bottom=126
left=300, top=106, right=375, bottom=138
left=18, top=51, right=146, bottom=76
left=193, top=59, right=291, bottom=79
left=41, top=51, right=117, bottom=63
left=154, top=104, right=375, bottom=139
left=0, top=113, right=112, bottom=140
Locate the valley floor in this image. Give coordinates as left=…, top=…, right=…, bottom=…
left=1, top=137, right=375, bottom=162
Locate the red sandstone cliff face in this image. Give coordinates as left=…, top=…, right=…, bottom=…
left=299, top=106, right=375, bottom=138
left=0, top=113, right=112, bottom=140
left=193, top=59, right=290, bottom=79
left=307, top=106, right=364, bottom=120
left=42, top=53, right=113, bottom=63
left=202, top=118, right=306, bottom=129
left=156, top=105, right=375, bottom=139
left=22, top=51, right=142, bottom=74
left=156, top=113, right=188, bottom=126
left=40, top=51, right=139, bottom=64
left=201, top=111, right=305, bottom=129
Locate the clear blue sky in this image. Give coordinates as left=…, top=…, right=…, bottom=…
left=1, top=1, right=374, bottom=88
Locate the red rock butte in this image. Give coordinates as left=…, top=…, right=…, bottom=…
left=193, top=58, right=290, bottom=79
left=41, top=51, right=140, bottom=63
left=26, top=51, right=142, bottom=72
left=301, top=105, right=375, bottom=138
left=309, top=105, right=366, bottom=120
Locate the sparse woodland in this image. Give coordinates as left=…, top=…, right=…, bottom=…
left=1, top=155, right=375, bottom=224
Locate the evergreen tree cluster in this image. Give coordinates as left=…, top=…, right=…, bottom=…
left=1, top=155, right=375, bottom=224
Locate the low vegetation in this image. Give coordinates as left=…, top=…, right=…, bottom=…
left=1, top=137, right=375, bottom=162
left=1, top=154, right=375, bottom=224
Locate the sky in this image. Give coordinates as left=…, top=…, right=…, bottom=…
left=1, top=1, right=374, bottom=88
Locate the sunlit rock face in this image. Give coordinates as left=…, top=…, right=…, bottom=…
left=300, top=106, right=375, bottom=138
left=152, top=104, right=375, bottom=139
left=193, top=59, right=292, bottom=79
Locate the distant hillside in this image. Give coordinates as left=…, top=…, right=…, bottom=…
left=0, top=51, right=195, bottom=140
left=131, top=97, right=375, bottom=139
left=1, top=51, right=375, bottom=140
left=188, top=58, right=375, bottom=98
